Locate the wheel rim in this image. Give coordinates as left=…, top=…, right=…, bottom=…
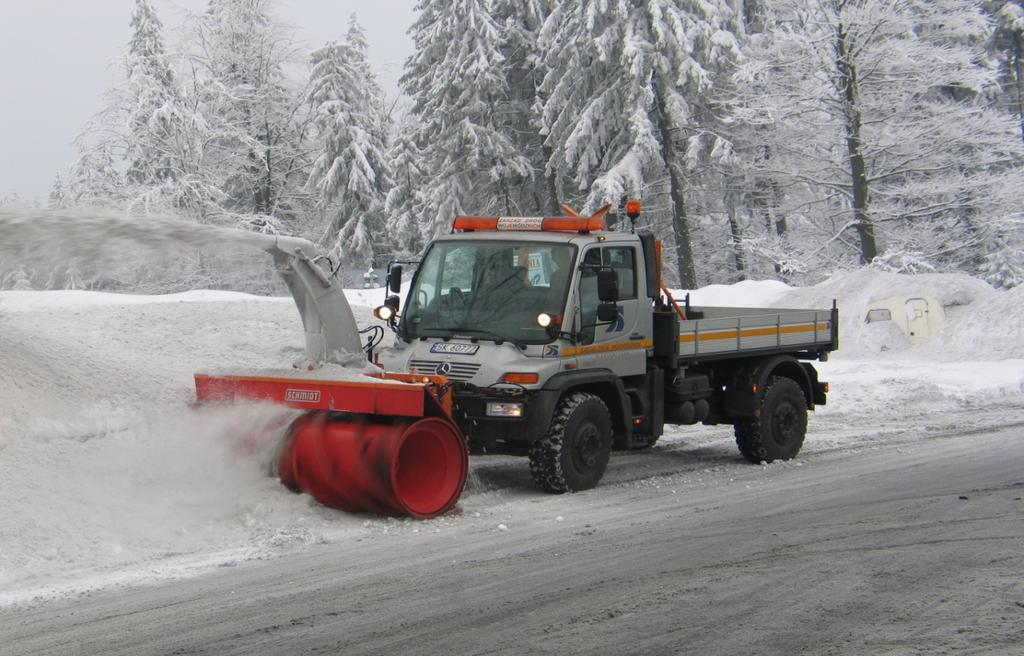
left=771, top=402, right=801, bottom=445
left=571, top=421, right=602, bottom=471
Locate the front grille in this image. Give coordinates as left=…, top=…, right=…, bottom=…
left=409, top=359, right=482, bottom=382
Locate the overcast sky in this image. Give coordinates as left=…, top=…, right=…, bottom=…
left=0, top=0, right=417, bottom=201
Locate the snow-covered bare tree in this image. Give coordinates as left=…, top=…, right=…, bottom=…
left=69, top=0, right=224, bottom=218
left=185, top=0, right=312, bottom=225
left=539, top=0, right=743, bottom=288
left=733, top=0, right=1024, bottom=277
left=990, top=1, right=1024, bottom=144
left=402, top=0, right=533, bottom=239
left=306, top=15, right=392, bottom=271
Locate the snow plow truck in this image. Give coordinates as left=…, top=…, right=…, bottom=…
left=195, top=201, right=837, bottom=518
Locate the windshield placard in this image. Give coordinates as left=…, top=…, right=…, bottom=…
left=430, top=343, right=480, bottom=355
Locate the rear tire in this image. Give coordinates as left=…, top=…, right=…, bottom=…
left=529, top=392, right=612, bottom=493
left=734, top=376, right=807, bottom=463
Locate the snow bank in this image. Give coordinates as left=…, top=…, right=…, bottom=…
left=780, top=269, right=1024, bottom=360
left=0, top=292, right=376, bottom=606
left=677, top=269, right=1023, bottom=360
left=674, top=278, right=791, bottom=308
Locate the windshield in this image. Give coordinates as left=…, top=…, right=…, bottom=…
left=400, top=239, right=576, bottom=344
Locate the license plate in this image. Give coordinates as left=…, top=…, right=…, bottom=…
left=430, top=343, right=479, bottom=355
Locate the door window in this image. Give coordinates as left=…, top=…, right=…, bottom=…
left=577, top=245, right=638, bottom=343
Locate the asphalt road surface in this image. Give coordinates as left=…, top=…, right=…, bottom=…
left=2, top=424, right=1022, bottom=656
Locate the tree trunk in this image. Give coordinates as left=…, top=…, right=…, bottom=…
left=742, top=0, right=764, bottom=34
left=752, top=144, right=786, bottom=238
left=835, top=19, right=878, bottom=264
left=262, top=144, right=273, bottom=215
left=666, top=165, right=698, bottom=289
left=543, top=143, right=560, bottom=215
left=1013, top=32, right=1024, bottom=146
left=653, top=86, right=698, bottom=289
left=725, top=187, right=747, bottom=280
left=770, top=177, right=787, bottom=236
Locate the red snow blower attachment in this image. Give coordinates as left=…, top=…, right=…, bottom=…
left=192, top=232, right=467, bottom=519
left=195, top=370, right=467, bottom=519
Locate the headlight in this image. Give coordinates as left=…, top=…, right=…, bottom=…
left=486, top=402, right=524, bottom=418
left=374, top=304, right=395, bottom=321
left=536, top=312, right=553, bottom=328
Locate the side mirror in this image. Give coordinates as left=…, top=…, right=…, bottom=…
left=387, top=265, right=402, bottom=293
left=597, top=302, right=618, bottom=323
left=597, top=268, right=619, bottom=302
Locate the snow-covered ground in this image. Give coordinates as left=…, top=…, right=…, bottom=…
left=1, top=271, right=1021, bottom=609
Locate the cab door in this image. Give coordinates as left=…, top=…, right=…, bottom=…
left=574, top=243, right=648, bottom=377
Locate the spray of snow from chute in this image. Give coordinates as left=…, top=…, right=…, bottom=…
left=0, top=207, right=278, bottom=262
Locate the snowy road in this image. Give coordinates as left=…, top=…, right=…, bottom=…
left=2, top=418, right=1022, bottom=655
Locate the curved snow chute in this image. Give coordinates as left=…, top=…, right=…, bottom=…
left=251, top=233, right=364, bottom=365
left=195, top=370, right=468, bottom=519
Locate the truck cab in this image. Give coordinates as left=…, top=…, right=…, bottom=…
left=376, top=208, right=836, bottom=494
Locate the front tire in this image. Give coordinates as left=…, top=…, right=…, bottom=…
left=734, top=376, right=807, bottom=463
left=529, top=392, right=612, bottom=493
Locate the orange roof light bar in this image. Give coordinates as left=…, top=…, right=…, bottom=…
left=540, top=216, right=606, bottom=232
left=452, top=216, right=500, bottom=231
left=451, top=214, right=607, bottom=233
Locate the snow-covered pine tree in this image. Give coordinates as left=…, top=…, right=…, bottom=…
left=344, top=16, right=391, bottom=150
left=539, top=0, right=743, bottom=289
left=48, top=174, right=69, bottom=210
left=343, top=15, right=393, bottom=262
left=492, top=0, right=556, bottom=214
left=981, top=245, right=1024, bottom=289
left=402, top=0, right=532, bottom=239
left=67, top=146, right=123, bottom=207
left=306, top=16, right=392, bottom=274
left=734, top=0, right=1024, bottom=277
left=123, top=0, right=178, bottom=187
left=384, top=117, right=428, bottom=257
left=71, top=0, right=175, bottom=211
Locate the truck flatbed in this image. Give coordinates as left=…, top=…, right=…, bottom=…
left=677, top=306, right=836, bottom=362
